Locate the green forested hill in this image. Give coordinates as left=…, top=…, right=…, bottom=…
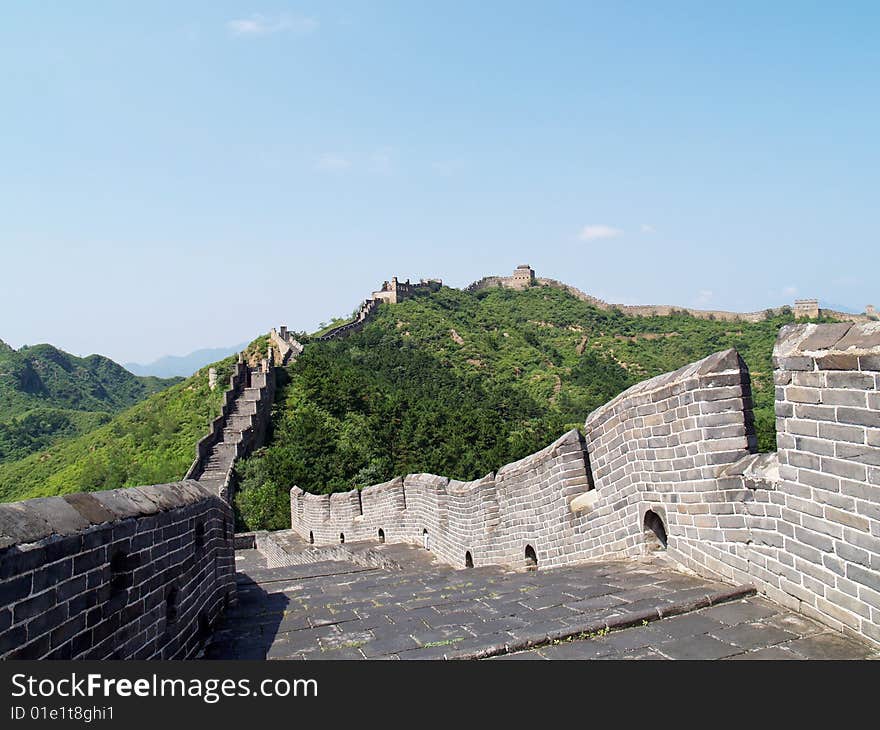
left=233, top=285, right=803, bottom=530
left=0, top=285, right=818, bottom=523
left=0, top=340, right=181, bottom=463
left=0, top=356, right=237, bottom=502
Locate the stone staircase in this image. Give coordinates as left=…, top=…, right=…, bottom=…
left=187, top=357, right=276, bottom=501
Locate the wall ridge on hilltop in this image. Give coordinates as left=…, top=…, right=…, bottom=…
left=465, top=265, right=877, bottom=324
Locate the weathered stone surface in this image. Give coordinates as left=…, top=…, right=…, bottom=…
left=211, top=544, right=878, bottom=661
left=0, top=483, right=235, bottom=660
left=284, top=325, right=880, bottom=649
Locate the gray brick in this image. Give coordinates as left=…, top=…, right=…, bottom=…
left=0, top=574, right=32, bottom=604
left=787, top=387, right=821, bottom=404
left=817, top=354, right=861, bottom=371
left=826, top=372, right=874, bottom=390
left=821, top=457, right=867, bottom=482
left=837, top=408, right=879, bottom=428
left=847, top=564, right=880, bottom=593
left=819, top=422, right=865, bottom=444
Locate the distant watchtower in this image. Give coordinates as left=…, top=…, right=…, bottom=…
left=867, top=304, right=878, bottom=320
left=510, top=264, right=535, bottom=290
left=794, top=299, right=820, bottom=319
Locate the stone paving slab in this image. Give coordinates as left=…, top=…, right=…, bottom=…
left=499, top=597, right=880, bottom=660
left=207, top=543, right=880, bottom=661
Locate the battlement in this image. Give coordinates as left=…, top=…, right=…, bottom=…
left=466, top=267, right=874, bottom=324
left=290, top=323, right=880, bottom=646
left=371, top=276, right=442, bottom=305
left=312, top=276, right=442, bottom=341
left=185, top=355, right=275, bottom=503
left=0, top=481, right=235, bottom=659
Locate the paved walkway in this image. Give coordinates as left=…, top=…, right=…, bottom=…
left=204, top=542, right=879, bottom=660
left=495, top=597, right=877, bottom=660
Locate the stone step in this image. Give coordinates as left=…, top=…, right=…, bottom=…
left=205, top=458, right=231, bottom=469
left=230, top=403, right=257, bottom=416
left=226, top=416, right=253, bottom=431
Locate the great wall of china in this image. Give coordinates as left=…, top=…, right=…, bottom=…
left=0, top=269, right=878, bottom=659
left=287, top=324, right=880, bottom=647
left=468, top=265, right=878, bottom=323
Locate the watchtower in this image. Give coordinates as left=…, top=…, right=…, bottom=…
left=510, top=264, right=535, bottom=290
left=794, top=299, right=820, bottom=319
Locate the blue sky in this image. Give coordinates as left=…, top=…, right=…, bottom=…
left=1, top=2, right=877, bottom=363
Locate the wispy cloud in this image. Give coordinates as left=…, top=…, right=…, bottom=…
left=781, top=285, right=798, bottom=297
left=315, top=154, right=351, bottom=171
left=695, top=289, right=713, bottom=306
left=640, top=223, right=656, bottom=234
left=227, top=13, right=318, bottom=37
left=579, top=224, right=623, bottom=241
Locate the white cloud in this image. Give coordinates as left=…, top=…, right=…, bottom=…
left=695, top=289, right=713, bottom=306
left=227, top=14, right=318, bottom=37
left=640, top=223, right=656, bottom=234
left=579, top=224, right=623, bottom=241
left=315, top=154, right=351, bottom=171
left=782, top=285, right=798, bottom=297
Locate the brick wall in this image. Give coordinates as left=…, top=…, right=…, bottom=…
left=765, top=323, right=880, bottom=641
left=184, top=360, right=250, bottom=481
left=288, top=324, right=880, bottom=645
left=0, top=481, right=235, bottom=659
left=290, top=348, right=756, bottom=570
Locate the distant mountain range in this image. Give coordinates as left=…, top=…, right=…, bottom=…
left=0, top=339, right=180, bottom=464
left=125, top=343, right=248, bottom=378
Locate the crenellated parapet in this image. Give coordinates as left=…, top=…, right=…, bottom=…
left=185, top=353, right=276, bottom=503
left=269, top=326, right=304, bottom=365
left=465, top=266, right=873, bottom=324
left=0, top=481, right=235, bottom=659
left=289, top=323, right=880, bottom=646
left=311, top=276, right=442, bottom=342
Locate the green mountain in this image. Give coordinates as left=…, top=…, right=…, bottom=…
left=0, top=341, right=181, bottom=463
left=232, top=285, right=801, bottom=530
left=0, top=285, right=821, bottom=525
left=0, top=356, right=236, bottom=502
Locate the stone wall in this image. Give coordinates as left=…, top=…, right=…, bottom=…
left=184, top=361, right=249, bottom=481
left=289, top=323, right=880, bottom=646
left=313, top=278, right=442, bottom=342
left=0, top=481, right=235, bottom=659
left=0, top=343, right=276, bottom=660
left=759, top=322, right=880, bottom=641
left=269, top=327, right=304, bottom=365
left=314, top=299, right=380, bottom=341
left=186, top=355, right=276, bottom=502
left=291, top=348, right=755, bottom=570
left=466, top=270, right=872, bottom=324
